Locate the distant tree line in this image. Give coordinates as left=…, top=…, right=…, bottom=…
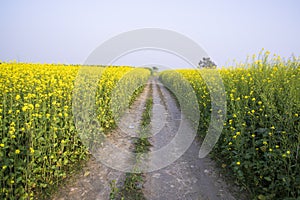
left=198, top=57, right=217, bottom=69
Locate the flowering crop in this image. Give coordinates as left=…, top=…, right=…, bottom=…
left=159, top=51, right=300, bottom=199
left=0, top=63, right=150, bottom=199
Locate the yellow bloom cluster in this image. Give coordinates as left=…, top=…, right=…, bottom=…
left=159, top=51, right=300, bottom=198
left=0, top=62, right=150, bottom=199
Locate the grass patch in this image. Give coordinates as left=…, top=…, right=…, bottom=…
left=110, top=83, right=153, bottom=200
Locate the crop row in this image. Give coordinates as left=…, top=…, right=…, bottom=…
left=159, top=52, right=300, bottom=199
left=0, top=63, right=151, bottom=199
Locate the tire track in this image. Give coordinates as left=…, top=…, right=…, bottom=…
left=143, top=78, right=237, bottom=200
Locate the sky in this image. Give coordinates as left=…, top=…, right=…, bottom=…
left=0, top=0, right=300, bottom=68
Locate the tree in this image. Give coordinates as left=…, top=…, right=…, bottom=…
left=198, top=57, right=217, bottom=69
left=152, top=66, right=159, bottom=72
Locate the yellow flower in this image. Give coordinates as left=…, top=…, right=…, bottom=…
left=0, top=143, right=4, bottom=147
left=263, top=141, right=268, bottom=145
left=286, top=150, right=290, bottom=155
left=28, top=104, right=34, bottom=110
left=16, top=95, right=21, bottom=100
left=251, top=134, right=256, bottom=138
left=236, top=161, right=241, bottom=165
left=269, top=148, right=273, bottom=152
left=275, top=145, right=280, bottom=149
left=270, top=126, right=275, bottom=130
left=268, top=132, right=272, bottom=136
left=30, top=147, right=35, bottom=154
left=22, top=106, right=27, bottom=112
left=258, top=101, right=262, bottom=105
left=15, top=149, right=20, bottom=154
left=295, top=113, right=299, bottom=117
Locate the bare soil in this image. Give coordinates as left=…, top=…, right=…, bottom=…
left=52, top=77, right=246, bottom=200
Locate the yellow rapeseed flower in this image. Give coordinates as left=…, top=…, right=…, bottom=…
left=15, top=94, right=21, bottom=100
left=268, top=132, right=272, bottom=136
left=282, top=154, right=287, bottom=158
left=29, top=147, right=35, bottom=154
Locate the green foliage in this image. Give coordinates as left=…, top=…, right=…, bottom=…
left=0, top=63, right=151, bottom=199
left=198, top=57, right=217, bottom=69
left=159, top=51, right=300, bottom=199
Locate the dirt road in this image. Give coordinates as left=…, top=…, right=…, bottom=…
left=53, top=77, right=242, bottom=200
left=143, top=78, right=237, bottom=200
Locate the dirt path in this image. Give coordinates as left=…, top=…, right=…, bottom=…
left=53, top=77, right=243, bottom=200
left=143, top=78, right=238, bottom=200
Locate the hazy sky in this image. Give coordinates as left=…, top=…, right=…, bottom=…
left=1, top=0, right=299, bottom=67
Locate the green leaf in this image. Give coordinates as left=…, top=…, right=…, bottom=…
left=258, top=194, right=266, bottom=200
left=264, top=176, right=272, bottom=182
left=255, top=128, right=267, bottom=133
